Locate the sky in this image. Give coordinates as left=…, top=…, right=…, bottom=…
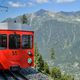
left=0, top=0, right=80, bottom=21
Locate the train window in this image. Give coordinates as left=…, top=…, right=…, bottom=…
left=0, top=34, right=7, bottom=49
left=22, top=35, right=32, bottom=49
left=9, top=34, right=20, bottom=49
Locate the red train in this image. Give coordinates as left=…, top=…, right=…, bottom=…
left=0, top=23, right=34, bottom=70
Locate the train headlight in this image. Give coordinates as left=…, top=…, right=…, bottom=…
left=28, top=51, right=32, bottom=55
left=28, top=58, right=32, bottom=64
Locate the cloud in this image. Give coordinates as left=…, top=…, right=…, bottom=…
left=8, top=0, right=50, bottom=8
left=56, top=0, right=75, bottom=3
left=8, top=1, right=26, bottom=8
left=32, top=0, right=75, bottom=4
left=8, top=0, right=75, bottom=8
left=27, top=2, right=34, bottom=7
left=35, top=0, right=49, bottom=4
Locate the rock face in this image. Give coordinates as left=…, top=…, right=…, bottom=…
left=3, top=9, right=80, bottom=79
left=0, top=68, right=50, bottom=80
left=21, top=68, right=50, bottom=80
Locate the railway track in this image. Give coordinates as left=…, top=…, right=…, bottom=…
left=0, top=68, right=50, bottom=80
left=0, top=70, right=28, bottom=80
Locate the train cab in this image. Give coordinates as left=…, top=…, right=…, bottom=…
left=0, top=22, right=34, bottom=70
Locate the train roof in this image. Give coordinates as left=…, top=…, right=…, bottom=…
left=0, top=22, right=33, bottom=31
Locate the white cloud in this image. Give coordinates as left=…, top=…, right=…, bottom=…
left=35, top=0, right=49, bottom=4
left=56, top=0, right=75, bottom=3
left=8, top=1, right=26, bottom=8
left=8, top=0, right=75, bottom=8
left=30, top=0, right=75, bottom=4
left=27, top=2, right=34, bottom=7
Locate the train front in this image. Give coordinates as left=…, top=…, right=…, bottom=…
left=0, top=23, right=34, bottom=70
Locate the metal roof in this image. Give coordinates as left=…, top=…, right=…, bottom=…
left=0, top=22, right=33, bottom=31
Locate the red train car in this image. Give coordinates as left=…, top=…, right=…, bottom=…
left=0, top=23, right=34, bottom=70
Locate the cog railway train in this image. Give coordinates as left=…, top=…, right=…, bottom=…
left=0, top=22, right=34, bottom=71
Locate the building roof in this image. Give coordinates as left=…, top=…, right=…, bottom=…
left=0, top=22, right=33, bottom=31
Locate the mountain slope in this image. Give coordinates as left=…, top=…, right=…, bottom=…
left=3, top=9, right=80, bottom=79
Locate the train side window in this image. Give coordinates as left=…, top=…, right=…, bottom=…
left=9, top=34, right=20, bottom=49
left=0, top=34, right=7, bottom=49
left=22, top=35, right=32, bottom=49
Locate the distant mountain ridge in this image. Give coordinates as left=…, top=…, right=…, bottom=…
left=3, top=9, right=80, bottom=23
left=3, top=9, right=80, bottom=79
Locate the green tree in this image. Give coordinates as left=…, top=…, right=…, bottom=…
left=21, top=14, right=28, bottom=24
left=50, top=67, right=61, bottom=79
left=34, top=45, right=44, bottom=72
left=44, top=62, right=50, bottom=75
left=50, top=48, right=55, bottom=60
left=61, top=74, right=74, bottom=80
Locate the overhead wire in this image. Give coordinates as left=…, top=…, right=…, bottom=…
left=0, top=0, right=8, bottom=12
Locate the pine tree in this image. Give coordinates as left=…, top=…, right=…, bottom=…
left=44, top=62, right=50, bottom=75
left=50, top=67, right=61, bottom=79
left=50, top=48, right=55, bottom=60
left=21, top=14, right=28, bottom=24
left=61, top=74, right=74, bottom=80
left=34, top=44, right=44, bottom=72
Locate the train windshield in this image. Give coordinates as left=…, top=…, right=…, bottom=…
left=22, top=35, right=32, bottom=49
left=9, top=34, right=20, bottom=49
left=0, top=34, right=7, bottom=49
